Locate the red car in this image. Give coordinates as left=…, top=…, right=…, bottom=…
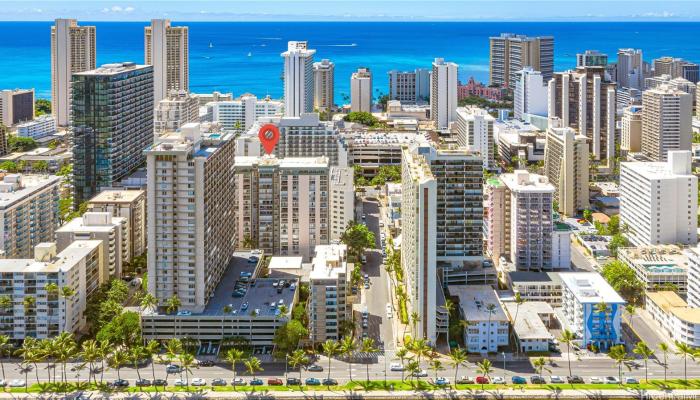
left=476, top=376, right=490, bottom=384
left=267, top=378, right=284, bottom=386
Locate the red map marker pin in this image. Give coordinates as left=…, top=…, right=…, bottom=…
left=258, top=124, right=280, bottom=155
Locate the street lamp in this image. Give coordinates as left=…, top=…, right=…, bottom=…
left=285, top=354, right=289, bottom=379
left=502, top=352, right=506, bottom=381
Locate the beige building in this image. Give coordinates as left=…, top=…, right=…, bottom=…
left=647, top=291, right=700, bottom=347
left=146, top=123, right=237, bottom=312
left=0, top=89, right=34, bottom=127
left=309, top=244, right=355, bottom=342
left=51, top=18, right=96, bottom=126
left=56, top=212, right=128, bottom=279
left=154, top=90, right=200, bottom=133
left=313, top=59, right=335, bottom=112
left=87, top=189, right=146, bottom=259
left=329, top=167, right=354, bottom=241
left=489, top=33, right=554, bottom=90
left=351, top=67, right=372, bottom=113
left=544, top=124, right=589, bottom=216
left=455, top=106, right=495, bottom=169
left=145, top=19, right=189, bottom=105
left=618, top=245, right=689, bottom=294
left=641, top=84, right=693, bottom=162
left=621, top=106, right=643, bottom=154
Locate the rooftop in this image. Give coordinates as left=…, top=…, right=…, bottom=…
left=0, top=174, right=61, bottom=210
left=619, top=245, right=688, bottom=274
left=235, top=155, right=329, bottom=169
left=56, top=212, right=125, bottom=234
left=500, top=170, right=555, bottom=193
left=269, top=256, right=303, bottom=270
left=0, top=240, right=102, bottom=273
left=75, top=62, right=150, bottom=76
left=508, top=271, right=562, bottom=285
left=310, top=244, right=349, bottom=281
left=449, top=285, right=508, bottom=322
left=504, top=302, right=554, bottom=340
left=559, top=272, right=625, bottom=304
left=647, top=291, right=700, bottom=324
left=88, top=189, right=145, bottom=204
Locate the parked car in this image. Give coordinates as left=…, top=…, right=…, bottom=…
left=412, top=369, right=428, bottom=377
left=249, top=378, right=263, bottom=386
left=625, top=377, right=640, bottom=384
left=268, top=378, right=284, bottom=386
left=174, top=379, right=186, bottom=387
left=231, top=378, right=247, bottom=386
left=111, top=379, right=129, bottom=388
left=198, top=360, right=215, bottom=367
left=192, top=378, right=206, bottom=386
left=605, top=376, right=620, bottom=384
left=492, top=377, right=505, bottom=384
left=457, top=376, right=474, bottom=384
left=307, top=364, right=323, bottom=371
left=166, top=364, right=181, bottom=373
left=135, top=379, right=151, bottom=387
left=550, top=375, right=565, bottom=383
left=590, top=377, right=603, bottom=384
left=0, top=380, right=7, bottom=387
left=9, top=379, right=25, bottom=388
left=390, top=363, right=404, bottom=371
left=530, top=375, right=546, bottom=384
left=211, top=378, right=227, bottom=386
left=434, top=377, right=450, bottom=386
left=153, top=379, right=168, bottom=386
left=305, top=378, right=321, bottom=386
left=475, top=376, right=489, bottom=384
left=247, top=256, right=259, bottom=263
left=286, top=377, right=301, bottom=385
left=322, top=378, right=338, bottom=386
left=511, top=376, right=527, bottom=384
left=567, top=376, right=584, bottom=384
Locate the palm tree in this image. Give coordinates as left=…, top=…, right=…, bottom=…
left=130, top=346, right=147, bottom=384
left=511, top=293, right=525, bottom=355
left=406, top=359, right=420, bottom=385
left=54, top=332, right=77, bottom=383
left=140, top=292, right=158, bottom=312
left=108, top=350, right=128, bottom=381
left=59, top=286, right=75, bottom=301
left=288, top=349, right=307, bottom=382
left=166, top=295, right=181, bottom=315
left=339, top=336, right=357, bottom=382
left=625, top=304, right=637, bottom=330
left=144, top=340, right=161, bottom=384
left=633, top=341, right=654, bottom=383
left=459, top=319, right=475, bottom=351
left=225, top=348, right=245, bottom=388
left=476, top=359, right=493, bottom=389
left=532, top=357, right=551, bottom=378
left=594, top=301, right=610, bottom=350
left=321, top=339, right=340, bottom=382
left=449, top=348, right=467, bottom=386
left=658, top=342, right=669, bottom=381
left=244, top=357, right=263, bottom=381
left=0, top=295, right=11, bottom=312
left=80, top=340, right=100, bottom=385
left=485, top=303, right=497, bottom=353
left=410, top=312, right=421, bottom=338
left=559, top=329, right=576, bottom=377
left=608, top=345, right=630, bottom=384
left=97, top=340, right=110, bottom=385
left=179, top=352, right=196, bottom=387
left=395, top=347, right=409, bottom=382
left=44, top=282, right=59, bottom=299
left=361, top=338, right=378, bottom=383
left=674, top=341, right=695, bottom=382
left=0, top=335, right=10, bottom=382
left=429, top=358, right=444, bottom=380
left=15, top=338, right=37, bottom=391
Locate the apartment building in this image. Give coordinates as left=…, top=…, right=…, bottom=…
left=51, top=19, right=96, bottom=126
left=430, top=58, right=458, bottom=129
left=647, top=291, right=700, bottom=348
left=616, top=49, right=644, bottom=90
left=211, top=94, right=283, bottom=131
left=577, top=50, right=608, bottom=68
left=282, top=41, right=315, bottom=117
left=87, top=189, right=146, bottom=259
left=346, top=131, right=430, bottom=178
left=71, top=62, right=154, bottom=206
left=154, top=90, right=200, bottom=133
left=0, top=89, right=34, bottom=126
left=641, top=84, right=692, bottom=162
left=350, top=67, right=372, bottom=113
left=0, top=241, right=106, bottom=339
left=489, top=33, right=554, bottom=90
left=329, top=167, right=354, bottom=241
left=454, top=106, right=495, bottom=169
left=620, top=151, right=697, bottom=246
left=144, top=19, right=189, bottom=105
left=506, top=271, right=564, bottom=306
left=388, top=69, right=431, bottom=104
left=0, top=173, right=61, bottom=259
left=449, top=286, right=509, bottom=352
left=618, top=245, right=688, bottom=294
left=686, top=247, right=700, bottom=308
left=544, top=125, right=590, bottom=216
left=146, top=123, right=237, bottom=313
left=16, top=115, right=57, bottom=141
left=313, top=59, right=335, bottom=112
left=621, top=106, right=643, bottom=154
left=514, top=67, right=548, bottom=120
left=653, top=57, right=699, bottom=83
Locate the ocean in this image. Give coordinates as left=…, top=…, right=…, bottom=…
left=1, top=21, right=700, bottom=102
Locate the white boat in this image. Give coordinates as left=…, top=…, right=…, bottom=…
left=247, top=52, right=252, bottom=57
left=209, top=42, right=214, bottom=48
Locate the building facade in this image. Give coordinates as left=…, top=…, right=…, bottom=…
left=144, top=19, right=189, bottom=105
left=154, top=90, right=200, bottom=133
left=16, top=115, right=57, bottom=141
left=454, top=106, right=495, bottom=168
left=211, top=95, right=283, bottom=131
left=0, top=89, right=34, bottom=126
left=647, top=291, right=700, bottom=348
left=282, top=41, right=315, bottom=117
left=577, top=50, right=608, bottom=68
left=618, top=245, right=688, bottom=294
left=329, top=167, right=354, bottom=241
left=621, top=106, right=643, bottom=154
left=87, top=189, right=146, bottom=260
left=641, top=84, right=693, bottom=162
left=489, top=33, right=554, bottom=90
left=350, top=67, right=372, bottom=113
left=430, top=58, right=458, bottom=130
left=388, top=69, right=430, bottom=104
left=514, top=67, right=548, bottom=120
left=313, top=59, right=335, bottom=112
left=544, top=125, right=590, bottom=216
left=617, top=48, right=644, bottom=90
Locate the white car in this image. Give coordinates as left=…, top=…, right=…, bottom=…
left=390, top=363, right=405, bottom=371
left=192, top=378, right=206, bottom=386
left=605, top=376, right=620, bottom=384
left=9, top=379, right=25, bottom=387
left=413, top=369, right=428, bottom=377
left=550, top=375, right=565, bottom=383
left=492, top=377, right=505, bottom=384
left=174, top=379, right=186, bottom=387
left=625, top=377, right=640, bottom=384
left=0, top=380, right=6, bottom=387
left=590, top=377, right=603, bottom=384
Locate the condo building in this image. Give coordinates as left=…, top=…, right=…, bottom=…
left=350, top=67, right=372, bottom=113
left=346, top=131, right=430, bottom=178
left=388, top=69, right=431, bottom=104
left=282, top=41, right=316, bottom=117
left=686, top=247, right=700, bottom=308
left=0, top=241, right=106, bottom=340
left=616, top=48, right=644, bottom=90
left=56, top=212, right=128, bottom=278
left=211, top=94, right=283, bottom=131
left=51, top=19, right=96, bottom=126
left=646, top=291, right=700, bottom=348
left=544, top=125, right=590, bottom=217
left=0, top=89, right=34, bottom=126
left=0, top=173, right=61, bottom=259
left=16, top=115, right=57, bottom=141
left=618, top=245, right=689, bottom=294
left=514, top=67, right=548, bottom=120
left=144, top=19, right=189, bottom=105
left=454, top=106, right=495, bottom=169
left=641, top=84, right=692, bottom=162
left=577, top=50, right=608, bottom=68
left=620, top=151, right=697, bottom=246
left=489, top=33, right=554, bottom=90
left=87, top=189, right=147, bottom=259
left=313, top=59, right=335, bottom=112
left=71, top=62, right=154, bottom=206
left=430, top=58, right=458, bottom=129
left=449, top=286, right=509, bottom=352
left=329, top=167, right=354, bottom=241
left=621, top=106, right=643, bottom=154
left=548, top=66, right=616, bottom=162
left=653, top=57, right=699, bottom=82
left=154, top=90, right=200, bottom=134
left=146, top=123, right=237, bottom=313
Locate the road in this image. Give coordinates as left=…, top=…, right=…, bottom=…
left=570, top=243, right=597, bottom=272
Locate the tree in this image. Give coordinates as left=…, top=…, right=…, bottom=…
left=607, top=234, right=630, bottom=257
left=8, top=136, right=37, bottom=152
left=608, top=345, right=630, bottom=384
left=583, top=209, right=593, bottom=222
left=429, top=358, right=444, bottom=380
left=144, top=339, right=161, bottom=385
left=633, top=341, right=654, bottom=383
left=241, top=234, right=255, bottom=249
left=559, top=329, right=576, bottom=377
left=321, top=339, right=340, bottom=382
left=511, top=292, right=524, bottom=355
left=54, top=332, right=78, bottom=383
left=601, top=260, right=644, bottom=305
left=288, top=349, right=308, bottom=382
left=395, top=347, right=409, bottom=382
left=32, top=160, right=48, bottom=173
left=0, top=335, right=10, bottom=381
left=340, top=222, right=375, bottom=260
left=658, top=342, right=669, bottom=382
left=225, top=348, right=245, bottom=388
left=108, top=350, right=129, bottom=381
left=343, top=111, right=379, bottom=127
left=625, top=304, right=637, bottom=329
left=533, top=357, right=551, bottom=377
left=0, top=161, right=17, bottom=172
left=370, top=165, right=401, bottom=186
left=485, top=303, right=497, bottom=353
left=165, top=295, right=181, bottom=314
left=140, top=292, right=157, bottom=311
left=406, top=359, right=420, bottom=384
left=15, top=338, right=37, bottom=391
left=449, top=348, right=467, bottom=387
left=179, top=352, right=196, bottom=386
left=35, top=99, right=51, bottom=116
left=340, top=336, right=357, bottom=382
left=361, top=338, right=378, bottom=383
left=674, top=340, right=695, bottom=382
left=96, top=311, right=141, bottom=346
left=130, top=346, right=148, bottom=384
left=476, top=359, right=493, bottom=389
left=272, top=320, right=308, bottom=356
left=244, top=356, right=262, bottom=380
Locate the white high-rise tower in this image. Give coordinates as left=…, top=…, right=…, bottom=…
left=282, top=41, right=316, bottom=117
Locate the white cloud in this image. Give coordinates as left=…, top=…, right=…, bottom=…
left=102, top=5, right=135, bottom=13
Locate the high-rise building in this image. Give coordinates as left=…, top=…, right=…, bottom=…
left=0, top=173, right=61, bottom=259
left=87, top=189, right=147, bottom=259
left=514, top=67, right=548, bottom=120
left=683, top=63, right=699, bottom=84
left=309, top=244, right=355, bottom=342
left=350, top=67, right=372, bottom=113
left=329, top=167, right=354, bottom=241
left=313, top=59, right=334, bottom=112
left=653, top=56, right=690, bottom=79
left=616, top=48, right=644, bottom=90
left=548, top=66, right=616, bottom=162
left=489, top=33, right=554, bottom=90
left=234, top=155, right=330, bottom=260
left=388, top=69, right=431, bottom=104
left=577, top=50, right=608, bottom=68
left=0, top=126, right=7, bottom=156
left=454, top=106, right=495, bottom=169
left=71, top=62, right=154, bottom=206
left=146, top=123, right=236, bottom=312
left=544, top=125, right=589, bottom=216
left=282, top=41, right=315, bottom=117
left=641, top=84, right=692, bottom=162
left=621, top=106, right=643, bottom=154
left=51, top=19, right=96, bottom=127
left=0, top=89, right=34, bottom=126
left=430, top=58, right=458, bottom=129
left=620, top=151, right=697, bottom=246
left=697, top=82, right=700, bottom=117
left=401, top=144, right=484, bottom=342
left=154, top=90, right=199, bottom=134
left=211, top=94, right=283, bottom=131
left=144, top=19, right=189, bottom=105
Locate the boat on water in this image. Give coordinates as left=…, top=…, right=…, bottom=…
left=247, top=52, right=252, bottom=57
left=209, top=42, right=214, bottom=48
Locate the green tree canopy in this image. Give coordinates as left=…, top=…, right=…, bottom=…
left=8, top=136, right=37, bottom=152
left=96, top=311, right=141, bottom=346
left=35, top=99, right=51, bottom=116
left=370, top=165, right=401, bottom=186
left=607, top=233, right=629, bottom=257
left=0, top=161, right=17, bottom=173
left=343, top=111, right=378, bottom=126
left=601, top=260, right=644, bottom=305
left=340, top=221, right=375, bottom=260
left=272, top=319, right=308, bottom=356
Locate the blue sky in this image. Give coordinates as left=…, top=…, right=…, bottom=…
left=1, top=0, right=700, bottom=21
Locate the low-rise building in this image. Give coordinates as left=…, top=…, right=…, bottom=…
left=87, top=190, right=146, bottom=259
left=15, top=115, right=57, bottom=141
left=449, top=285, right=509, bottom=353
left=495, top=120, right=545, bottom=164
left=504, top=301, right=555, bottom=353
left=618, top=245, right=688, bottom=294
left=211, top=94, right=283, bottom=131
left=646, top=291, right=700, bottom=347
left=346, top=131, right=430, bottom=178
left=309, top=244, right=355, bottom=342
left=506, top=271, right=563, bottom=306
left=154, top=90, right=200, bottom=134
left=560, top=272, right=625, bottom=350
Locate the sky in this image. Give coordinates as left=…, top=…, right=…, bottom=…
left=1, top=0, right=700, bottom=21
